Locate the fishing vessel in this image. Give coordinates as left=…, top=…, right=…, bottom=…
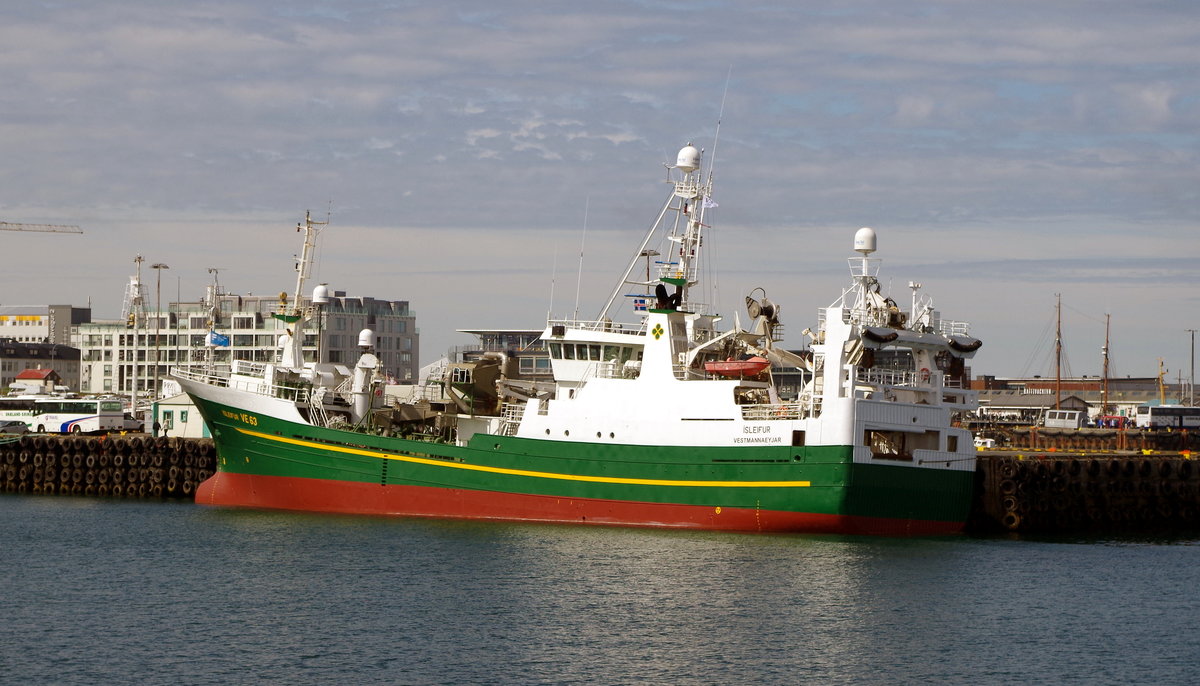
left=174, top=142, right=982, bottom=535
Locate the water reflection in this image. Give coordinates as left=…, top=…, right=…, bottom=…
left=4, top=497, right=1200, bottom=684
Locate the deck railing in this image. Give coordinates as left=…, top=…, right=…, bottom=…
left=740, top=399, right=820, bottom=421
left=857, top=368, right=921, bottom=388
left=546, top=319, right=645, bottom=336
left=172, top=365, right=312, bottom=403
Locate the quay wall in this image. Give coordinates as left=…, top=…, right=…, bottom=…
left=971, top=450, right=1198, bottom=533
left=1, top=434, right=215, bottom=499
left=5, top=430, right=1199, bottom=536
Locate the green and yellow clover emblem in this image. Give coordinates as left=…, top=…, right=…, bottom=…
left=651, top=323, right=665, bottom=340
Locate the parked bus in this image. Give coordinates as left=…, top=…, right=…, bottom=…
left=0, top=397, right=125, bottom=434
left=1135, top=405, right=1200, bottom=429
left=1043, top=409, right=1086, bottom=429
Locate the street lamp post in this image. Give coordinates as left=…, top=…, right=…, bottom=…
left=151, top=263, right=169, bottom=399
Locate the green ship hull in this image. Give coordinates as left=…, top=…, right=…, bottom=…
left=190, top=393, right=974, bottom=535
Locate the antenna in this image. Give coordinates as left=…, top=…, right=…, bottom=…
left=702, top=69, right=731, bottom=317
left=548, top=242, right=559, bottom=320
left=707, top=66, right=732, bottom=190
left=573, top=196, right=589, bottom=321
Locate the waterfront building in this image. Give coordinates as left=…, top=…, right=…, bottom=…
left=972, top=375, right=1193, bottom=425
left=10, top=368, right=65, bottom=395
left=0, top=305, right=91, bottom=345
left=152, top=392, right=211, bottom=438
left=0, top=340, right=81, bottom=392
left=73, top=289, right=418, bottom=399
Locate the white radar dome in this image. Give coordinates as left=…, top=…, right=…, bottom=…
left=312, top=283, right=330, bottom=305
left=854, top=227, right=877, bottom=255
left=358, top=328, right=376, bottom=349
left=676, top=144, right=701, bottom=173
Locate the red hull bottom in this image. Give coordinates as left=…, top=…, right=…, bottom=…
left=196, top=472, right=964, bottom=537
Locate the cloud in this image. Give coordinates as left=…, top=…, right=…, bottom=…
left=1, top=0, right=1198, bottom=376
left=465, top=128, right=503, bottom=146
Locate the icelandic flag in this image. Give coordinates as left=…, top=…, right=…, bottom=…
left=633, top=298, right=647, bottom=312
left=207, top=330, right=231, bottom=347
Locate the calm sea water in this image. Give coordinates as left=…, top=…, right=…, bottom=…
left=2, top=495, right=1198, bottom=685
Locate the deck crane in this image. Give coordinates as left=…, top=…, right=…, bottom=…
left=0, top=221, right=83, bottom=234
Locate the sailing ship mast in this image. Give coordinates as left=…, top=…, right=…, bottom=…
left=1101, top=314, right=1111, bottom=415
left=1055, top=293, right=1062, bottom=411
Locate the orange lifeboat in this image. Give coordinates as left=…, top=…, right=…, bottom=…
left=704, top=356, right=770, bottom=377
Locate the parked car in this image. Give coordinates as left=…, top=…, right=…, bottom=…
left=0, top=420, right=30, bottom=435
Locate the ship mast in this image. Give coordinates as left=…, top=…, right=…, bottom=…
left=597, top=144, right=713, bottom=319
left=292, top=210, right=326, bottom=314
left=1101, top=314, right=1111, bottom=415
left=202, top=267, right=223, bottom=370
left=1055, top=293, right=1062, bottom=411
left=131, top=255, right=145, bottom=416
left=277, top=210, right=326, bottom=369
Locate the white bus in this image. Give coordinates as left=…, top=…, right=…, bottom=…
left=0, top=397, right=126, bottom=434
left=1136, top=405, right=1200, bottom=429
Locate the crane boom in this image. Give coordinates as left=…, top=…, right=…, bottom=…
left=0, top=221, right=83, bottom=234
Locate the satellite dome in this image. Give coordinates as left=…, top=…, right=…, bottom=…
left=676, top=144, right=701, bottom=173
left=312, top=283, right=330, bottom=305
left=358, top=328, right=376, bottom=349
left=854, top=227, right=877, bottom=255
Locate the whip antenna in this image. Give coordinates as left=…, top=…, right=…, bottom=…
left=708, top=66, right=732, bottom=188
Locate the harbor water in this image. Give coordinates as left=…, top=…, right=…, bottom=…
left=2, top=496, right=1198, bottom=685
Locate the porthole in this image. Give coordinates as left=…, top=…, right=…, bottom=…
left=609, top=432, right=615, bottom=439
left=545, top=429, right=550, bottom=435
left=564, top=430, right=570, bottom=436
left=596, top=432, right=602, bottom=438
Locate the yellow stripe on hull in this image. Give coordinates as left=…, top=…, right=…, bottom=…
left=235, top=427, right=812, bottom=489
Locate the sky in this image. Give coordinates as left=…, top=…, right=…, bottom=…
left=1, top=0, right=1197, bottom=381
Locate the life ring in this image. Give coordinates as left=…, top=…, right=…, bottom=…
left=919, top=367, right=931, bottom=382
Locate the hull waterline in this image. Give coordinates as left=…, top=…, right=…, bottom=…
left=195, top=471, right=966, bottom=536
left=184, top=389, right=973, bottom=537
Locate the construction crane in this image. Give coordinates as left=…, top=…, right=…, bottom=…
left=0, top=221, right=83, bottom=234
